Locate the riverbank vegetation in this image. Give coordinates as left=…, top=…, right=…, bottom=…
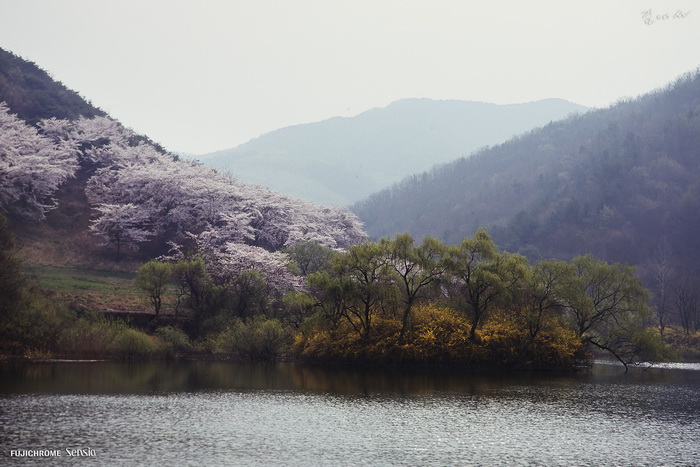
left=1, top=51, right=698, bottom=370
left=291, top=231, right=669, bottom=369
left=3, top=212, right=688, bottom=369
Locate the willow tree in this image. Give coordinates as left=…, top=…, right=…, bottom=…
left=515, top=259, right=572, bottom=361
left=445, top=229, right=528, bottom=340
left=382, top=234, right=448, bottom=342
left=327, top=241, right=391, bottom=340
left=562, top=254, right=662, bottom=369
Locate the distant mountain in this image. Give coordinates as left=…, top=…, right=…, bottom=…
left=352, top=71, right=700, bottom=283
left=197, top=98, right=588, bottom=206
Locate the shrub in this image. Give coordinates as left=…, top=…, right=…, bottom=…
left=203, top=317, right=292, bottom=361
left=294, top=306, right=477, bottom=366
left=155, top=326, right=192, bottom=355
left=406, top=305, right=474, bottom=363
left=294, top=321, right=368, bottom=363
left=527, top=322, right=583, bottom=368
left=231, top=318, right=292, bottom=361
left=24, top=348, right=54, bottom=360
left=293, top=305, right=583, bottom=369
left=661, top=327, right=700, bottom=360
left=109, top=328, right=165, bottom=360
left=473, top=314, right=522, bottom=367
left=58, top=317, right=125, bottom=355
left=1, top=287, right=77, bottom=354
left=480, top=311, right=582, bottom=368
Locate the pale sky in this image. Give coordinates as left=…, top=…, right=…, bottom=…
left=0, top=0, right=698, bottom=154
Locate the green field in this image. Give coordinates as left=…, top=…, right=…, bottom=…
left=28, top=265, right=136, bottom=293
left=26, top=265, right=154, bottom=314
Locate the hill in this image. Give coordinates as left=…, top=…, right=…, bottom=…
left=352, top=71, right=700, bottom=284
left=198, top=98, right=588, bottom=206
left=0, top=48, right=106, bottom=125
left=0, top=48, right=370, bottom=358
left=0, top=48, right=366, bottom=270
left=1, top=48, right=695, bottom=363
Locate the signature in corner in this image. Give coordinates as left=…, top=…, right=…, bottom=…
left=641, top=9, right=691, bottom=25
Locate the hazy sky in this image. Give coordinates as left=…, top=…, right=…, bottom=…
left=1, top=0, right=698, bottom=154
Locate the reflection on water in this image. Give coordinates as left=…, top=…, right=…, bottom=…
left=0, top=360, right=586, bottom=395
left=1, top=361, right=699, bottom=466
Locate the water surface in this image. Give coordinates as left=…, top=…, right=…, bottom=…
left=1, top=361, right=699, bottom=466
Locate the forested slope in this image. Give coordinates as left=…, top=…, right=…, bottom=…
left=0, top=48, right=367, bottom=269
left=0, top=48, right=105, bottom=125
left=353, top=71, right=700, bottom=280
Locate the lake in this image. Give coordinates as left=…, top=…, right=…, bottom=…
left=1, top=360, right=699, bottom=466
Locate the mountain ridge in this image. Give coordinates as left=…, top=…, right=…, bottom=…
left=198, top=97, right=589, bottom=205
left=352, top=70, right=700, bottom=287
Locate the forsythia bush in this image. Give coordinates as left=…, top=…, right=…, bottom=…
left=294, top=305, right=583, bottom=369
left=530, top=325, right=583, bottom=368
left=479, top=311, right=582, bottom=368
left=478, top=314, right=523, bottom=367
left=400, top=306, right=475, bottom=363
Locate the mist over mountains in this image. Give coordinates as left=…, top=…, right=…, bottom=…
left=197, top=98, right=588, bottom=206
left=353, top=71, right=700, bottom=281
left=2, top=45, right=700, bottom=359
left=5, top=42, right=700, bottom=296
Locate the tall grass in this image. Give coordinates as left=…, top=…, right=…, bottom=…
left=58, top=317, right=167, bottom=359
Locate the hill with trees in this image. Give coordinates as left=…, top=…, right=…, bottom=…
left=0, top=48, right=367, bottom=359
left=0, top=49, right=366, bottom=261
left=0, top=48, right=106, bottom=125
left=353, top=70, right=700, bottom=334
left=198, top=98, right=588, bottom=206
left=1, top=47, right=695, bottom=366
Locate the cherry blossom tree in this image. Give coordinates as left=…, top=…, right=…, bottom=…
left=89, top=203, right=153, bottom=257
left=209, top=242, right=302, bottom=296
left=239, top=184, right=367, bottom=250
left=0, top=106, right=367, bottom=260
left=0, top=103, right=78, bottom=220
left=84, top=137, right=366, bottom=257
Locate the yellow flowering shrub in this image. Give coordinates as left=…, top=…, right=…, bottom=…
left=403, top=305, right=475, bottom=362
left=293, top=305, right=582, bottom=369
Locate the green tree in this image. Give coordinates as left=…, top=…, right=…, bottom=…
left=445, top=229, right=527, bottom=340
left=514, top=259, right=570, bottom=360
left=0, top=214, right=24, bottom=317
left=134, top=260, right=173, bottom=319
left=230, top=270, right=270, bottom=318
left=382, top=234, right=448, bottom=342
left=563, top=254, right=660, bottom=369
left=281, top=291, right=316, bottom=329
left=319, top=241, right=392, bottom=340
left=284, top=240, right=336, bottom=275
left=305, top=270, right=352, bottom=331
left=172, top=257, right=212, bottom=312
